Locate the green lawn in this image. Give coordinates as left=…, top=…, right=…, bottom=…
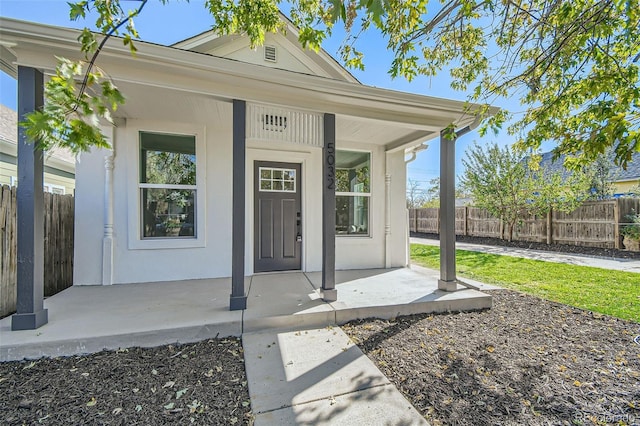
left=410, top=244, right=640, bottom=322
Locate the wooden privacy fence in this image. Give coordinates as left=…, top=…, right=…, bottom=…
left=0, top=185, right=74, bottom=318
left=409, top=198, right=640, bottom=249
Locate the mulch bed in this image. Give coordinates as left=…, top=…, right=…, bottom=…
left=0, top=338, right=252, bottom=425
left=3, top=257, right=639, bottom=425
left=343, top=290, right=640, bottom=426
left=411, top=232, right=640, bottom=260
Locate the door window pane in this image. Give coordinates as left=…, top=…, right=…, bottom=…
left=259, top=167, right=296, bottom=192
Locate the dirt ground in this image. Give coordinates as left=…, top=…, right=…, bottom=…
left=343, top=290, right=640, bottom=426
left=0, top=338, right=253, bottom=425
left=2, top=270, right=639, bottom=425
left=3, top=293, right=637, bottom=426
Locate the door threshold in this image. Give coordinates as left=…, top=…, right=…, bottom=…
left=252, top=270, right=303, bottom=276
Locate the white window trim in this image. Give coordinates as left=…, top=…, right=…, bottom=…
left=335, top=192, right=371, bottom=197
left=44, top=182, right=66, bottom=195
left=10, top=177, right=66, bottom=195
left=335, top=149, right=372, bottom=238
left=126, top=121, right=207, bottom=250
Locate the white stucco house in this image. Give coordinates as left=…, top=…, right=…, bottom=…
left=0, top=15, right=494, bottom=327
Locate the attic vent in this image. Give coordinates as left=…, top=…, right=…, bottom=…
left=248, top=103, right=323, bottom=146
left=263, top=114, right=287, bottom=132
left=264, top=45, right=277, bottom=62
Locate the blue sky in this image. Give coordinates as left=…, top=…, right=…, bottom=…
left=0, top=0, right=533, bottom=193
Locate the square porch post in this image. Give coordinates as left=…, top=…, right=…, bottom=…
left=321, top=113, right=337, bottom=301
left=438, top=129, right=457, bottom=291
left=230, top=99, right=247, bottom=310
left=12, top=66, right=48, bottom=330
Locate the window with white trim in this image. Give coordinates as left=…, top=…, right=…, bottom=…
left=44, top=183, right=66, bottom=195
left=139, top=132, right=196, bottom=239
left=10, top=177, right=66, bottom=195
left=335, top=150, right=370, bottom=236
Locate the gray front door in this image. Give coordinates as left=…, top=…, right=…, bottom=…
left=254, top=161, right=302, bottom=272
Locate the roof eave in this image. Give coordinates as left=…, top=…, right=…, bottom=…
left=0, top=17, right=497, bottom=131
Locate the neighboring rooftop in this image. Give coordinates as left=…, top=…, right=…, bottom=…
left=0, top=103, right=17, bottom=143
left=537, top=150, right=640, bottom=182
left=0, top=104, right=75, bottom=166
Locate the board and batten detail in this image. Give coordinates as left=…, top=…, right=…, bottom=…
left=247, top=103, right=323, bottom=147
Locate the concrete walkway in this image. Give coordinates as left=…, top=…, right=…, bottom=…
left=243, top=327, right=428, bottom=425
left=411, top=237, right=640, bottom=273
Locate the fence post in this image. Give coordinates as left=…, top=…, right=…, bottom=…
left=614, top=199, right=620, bottom=249
left=463, top=206, right=468, bottom=236
left=546, top=208, right=553, bottom=245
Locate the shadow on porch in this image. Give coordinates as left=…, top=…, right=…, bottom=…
left=0, top=267, right=492, bottom=361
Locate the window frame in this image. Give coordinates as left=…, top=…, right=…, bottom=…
left=126, top=122, right=206, bottom=250
left=44, top=183, right=66, bottom=195
left=139, top=132, right=197, bottom=240
left=335, top=149, right=372, bottom=238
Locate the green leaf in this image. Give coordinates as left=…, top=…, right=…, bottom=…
left=77, top=29, right=97, bottom=55
left=365, top=0, right=386, bottom=25
left=68, top=1, right=87, bottom=20
left=328, top=0, right=346, bottom=23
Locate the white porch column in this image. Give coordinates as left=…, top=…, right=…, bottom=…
left=102, top=152, right=115, bottom=285
left=384, top=154, right=392, bottom=268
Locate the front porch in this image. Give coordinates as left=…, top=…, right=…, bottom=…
left=0, top=267, right=492, bottom=361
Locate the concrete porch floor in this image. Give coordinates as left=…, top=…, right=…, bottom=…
left=0, top=267, right=492, bottom=361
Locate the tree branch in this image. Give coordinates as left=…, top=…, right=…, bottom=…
left=71, top=0, right=148, bottom=115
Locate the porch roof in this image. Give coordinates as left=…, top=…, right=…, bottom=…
left=0, top=17, right=498, bottom=153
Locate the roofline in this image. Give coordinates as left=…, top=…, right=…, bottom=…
left=0, top=18, right=498, bottom=131
left=171, top=11, right=361, bottom=84
left=277, top=12, right=360, bottom=84
left=0, top=138, right=75, bottom=173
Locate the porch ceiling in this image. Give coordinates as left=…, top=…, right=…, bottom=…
left=115, top=82, right=434, bottom=149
